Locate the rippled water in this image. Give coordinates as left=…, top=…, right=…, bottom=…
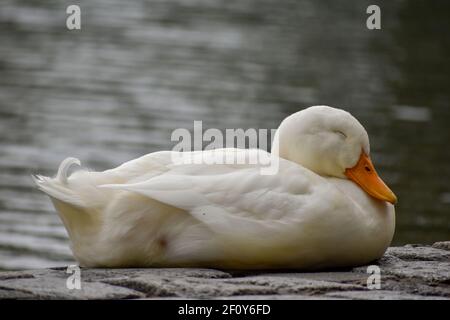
left=0, top=0, right=449, bottom=270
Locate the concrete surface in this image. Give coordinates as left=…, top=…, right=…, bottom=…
left=0, top=243, right=448, bottom=300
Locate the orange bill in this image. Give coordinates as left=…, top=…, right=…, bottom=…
left=344, top=152, right=397, bottom=204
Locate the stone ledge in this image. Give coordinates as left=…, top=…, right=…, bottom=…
left=0, top=243, right=449, bottom=300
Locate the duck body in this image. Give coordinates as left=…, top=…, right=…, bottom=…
left=34, top=106, right=396, bottom=270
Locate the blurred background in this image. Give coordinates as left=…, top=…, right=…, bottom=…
left=0, top=0, right=449, bottom=270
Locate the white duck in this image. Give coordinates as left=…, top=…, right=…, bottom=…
left=34, top=106, right=396, bottom=270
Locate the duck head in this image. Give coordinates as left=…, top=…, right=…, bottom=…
left=273, top=105, right=397, bottom=204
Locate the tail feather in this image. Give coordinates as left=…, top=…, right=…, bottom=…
left=33, top=158, right=103, bottom=252
left=56, top=157, right=81, bottom=184
left=32, top=157, right=85, bottom=207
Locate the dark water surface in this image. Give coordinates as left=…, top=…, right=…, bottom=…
left=0, top=0, right=449, bottom=269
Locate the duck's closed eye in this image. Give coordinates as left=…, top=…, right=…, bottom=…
left=334, top=130, right=347, bottom=139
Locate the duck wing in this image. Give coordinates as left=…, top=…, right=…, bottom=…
left=101, top=148, right=330, bottom=242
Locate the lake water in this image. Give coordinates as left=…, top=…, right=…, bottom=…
left=0, top=0, right=449, bottom=270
